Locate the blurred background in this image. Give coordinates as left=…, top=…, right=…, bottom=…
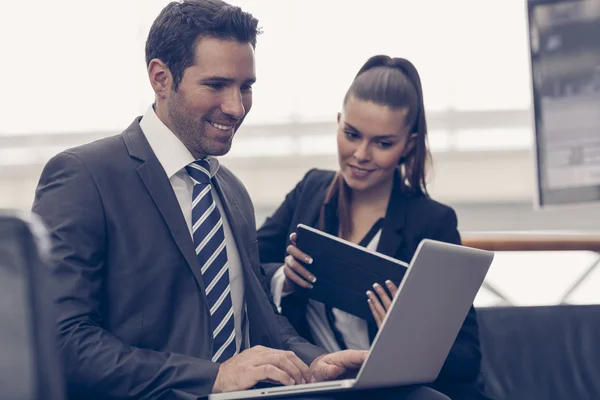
left=1, top=0, right=599, bottom=308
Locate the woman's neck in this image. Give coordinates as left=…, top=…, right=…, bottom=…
left=341, top=176, right=394, bottom=244
left=350, top=175, right=395, bottom=213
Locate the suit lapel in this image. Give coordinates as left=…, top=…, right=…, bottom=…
left=376, top=173, right=410, bottom=262
left=308, top=191, right=328, bottom=230
left=123, top=120, right=208, bottom=297
left=212, top=172, right=261, bottom=348
left=369, top=173, right=412, bottom=340
left=212, top=173, right=251, bottom=261
left=322, top=195, right=339, bottom=234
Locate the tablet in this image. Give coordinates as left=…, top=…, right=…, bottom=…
left=295, top=224, right=408, bottom=319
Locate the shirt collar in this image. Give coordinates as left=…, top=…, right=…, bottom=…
left=139, top=105, right=220, bottom=179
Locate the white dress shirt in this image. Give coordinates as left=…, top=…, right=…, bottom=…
left=139, top=106, right=246, bottom=353
left=270, top=229, right=383, bottom=353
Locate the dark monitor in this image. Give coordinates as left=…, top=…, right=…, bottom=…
left=528, top=0, right=600, bottom=208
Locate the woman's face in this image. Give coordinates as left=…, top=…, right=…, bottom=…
left=337, top=96, right=413, bottom=193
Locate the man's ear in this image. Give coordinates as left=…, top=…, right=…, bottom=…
left=147, top=58, right=173, bottom=100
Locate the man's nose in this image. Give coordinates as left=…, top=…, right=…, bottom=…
left=221, top=89, right=245, bottom=120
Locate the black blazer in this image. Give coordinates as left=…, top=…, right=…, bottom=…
left=257, top=169, right=489, bottom=400
left=31, top=119, right=325, bottom=400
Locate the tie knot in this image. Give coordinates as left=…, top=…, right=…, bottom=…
left=186, top=159, right=212, bottom=184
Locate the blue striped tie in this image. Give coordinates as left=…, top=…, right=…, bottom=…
left=186, top=159, right=237, bottom=363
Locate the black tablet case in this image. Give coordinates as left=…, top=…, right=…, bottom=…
left=295, top=224, right=408, bottom=319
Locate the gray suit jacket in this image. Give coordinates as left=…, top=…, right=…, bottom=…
left=32, top=118, right=325, bottom=400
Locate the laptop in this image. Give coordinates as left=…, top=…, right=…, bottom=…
left=209, top=237, right=494, bottom=399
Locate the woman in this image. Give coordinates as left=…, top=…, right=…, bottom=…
left=257, top=55, right=488, bottom=400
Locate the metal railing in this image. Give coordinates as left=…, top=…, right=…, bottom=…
left=463, top=231, right=600, bottom=305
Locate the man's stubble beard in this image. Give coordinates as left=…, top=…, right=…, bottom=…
left=167, top=94, right=211, bottom=158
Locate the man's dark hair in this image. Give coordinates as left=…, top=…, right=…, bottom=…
left=145, top=0, right=260, bottom=90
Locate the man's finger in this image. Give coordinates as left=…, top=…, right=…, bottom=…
left=289, top=232, right=297, bottom=245
left=373, top=283, right=392, bottom=309
left=310, top=357, right=344, bottom=382
left=284, top=351, right=312, bottom=384
left=318, top=364, right=344, bottom=382
left=311, top=350, right=367, bottom=382
left=251, top=345, right=268, bottom=353
left=261, top=352, right=305, bottom=385
left=284, top=263, right=313, bottom=289
left=285, top=255, right=316, bottom=284
left=254, top=364, right=295, bottom=386
left=330, top=350, right=368, bottom=369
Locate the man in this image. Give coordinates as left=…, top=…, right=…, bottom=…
left=32, top=1, right=449, bottom=399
